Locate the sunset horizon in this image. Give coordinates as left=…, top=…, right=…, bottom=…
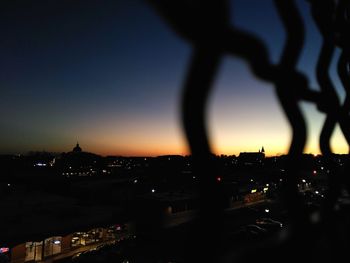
left=2, top=1, right=349, bottom=159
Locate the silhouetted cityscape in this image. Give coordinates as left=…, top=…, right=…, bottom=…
left=2, top=0, right=350, bottom=262
left=1, top=143, right=347, bottom=262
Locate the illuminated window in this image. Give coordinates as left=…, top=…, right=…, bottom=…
left=44, top=237, right=61, bottom=257
left=71, top=229, right=103, bottom=247
left=25, top=242, right=43, bottom=262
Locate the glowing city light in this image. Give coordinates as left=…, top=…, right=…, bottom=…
left=0, top=248, right=9, bottom=253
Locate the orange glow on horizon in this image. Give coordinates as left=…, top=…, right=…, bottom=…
left=58, top=120, right=349, bottom=157
left=65, top=139, right=348, bottom=157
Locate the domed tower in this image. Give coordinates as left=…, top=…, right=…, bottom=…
left=73, top=142, right=82, bottom=153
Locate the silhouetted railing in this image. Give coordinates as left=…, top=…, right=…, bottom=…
left=145, top=0, right=350, bottom=262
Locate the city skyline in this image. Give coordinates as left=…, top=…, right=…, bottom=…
left=0, top=141, right=338, bottom=158
left=1, top=0, right=348, bottom=157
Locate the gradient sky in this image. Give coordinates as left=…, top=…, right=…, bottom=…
left=0, top=0, right=348, bottom=156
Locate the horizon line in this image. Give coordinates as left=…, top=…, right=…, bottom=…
left=1, top=150, right=345, bottom=158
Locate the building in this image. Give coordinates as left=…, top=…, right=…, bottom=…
left=238, top=146, right=265, bottom=166
left=55, top=143, right=107, bottom=177
left=135, top=191, right=199, bottom=231
left=72, top=142, right=82, bottom=153
left=7, top=224, right=131, bottom=263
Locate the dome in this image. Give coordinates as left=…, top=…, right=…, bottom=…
left=73, top=143, right=82, bottom=153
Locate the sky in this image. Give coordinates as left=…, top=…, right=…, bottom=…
left=0, top=0, right=348, bottom=156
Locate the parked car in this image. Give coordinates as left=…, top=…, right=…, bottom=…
left=244, top=224, right=268, bottom=235
left=255, top=217, right=283, bottom=230
left=230, top=224, right=268, bottom=242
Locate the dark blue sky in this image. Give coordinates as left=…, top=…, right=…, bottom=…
left=0, top=0, right=347, bottom=155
